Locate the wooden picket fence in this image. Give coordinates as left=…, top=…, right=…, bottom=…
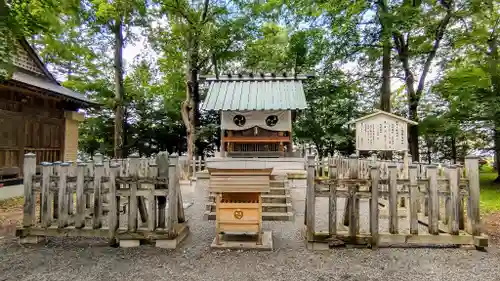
left=179, top=156, right=206, bottom=180
left=16, top=152, right=189, bottom=248
left=306, top=155, right=488, bottom=249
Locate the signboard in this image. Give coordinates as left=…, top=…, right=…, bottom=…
left=349, top=110, right=417, bottom=152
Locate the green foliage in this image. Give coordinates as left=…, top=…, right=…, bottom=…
left=294, top=69, right=360, bottom=157
left=6, top=0, right=500, bottom=168
left=480, top=173, right=500, bottom=214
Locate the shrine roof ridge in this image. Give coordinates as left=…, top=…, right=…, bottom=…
left=199, top=72, right=314, bottom=82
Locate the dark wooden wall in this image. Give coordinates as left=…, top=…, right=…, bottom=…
left=0, top=85, right=65, bottom=181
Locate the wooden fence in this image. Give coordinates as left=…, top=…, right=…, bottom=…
left=178, top=156, right=206, bottom=179
left=16, top=151, right=189, bottom=248
left=305, top=155, right=488, bottom=249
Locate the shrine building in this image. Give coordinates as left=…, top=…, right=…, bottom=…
left=0, top=39, right=94, bottom=183
left=201, top=73, right=309, bottom=158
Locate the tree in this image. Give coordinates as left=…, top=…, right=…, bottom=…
left=154, top=0, right=252, bottom=166
left=87, top=0, right=148, bottom=158
left=294, top=69, right=360, bottom=158
left=0, top=0, right=79, bottom=79
left=391, top=0, right=458, bottom=161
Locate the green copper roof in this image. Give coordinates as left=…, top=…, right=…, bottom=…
left=201, top=74, right=309, bottom=111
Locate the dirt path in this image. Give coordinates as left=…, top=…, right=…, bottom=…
left=0, top=180, right=499, bottom=281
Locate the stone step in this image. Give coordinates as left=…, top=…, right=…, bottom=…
left=205, top=202, right=292, bottom=213
left=270, top=181, right=287, bottom=188
left=203, top=211, right=294, bottom=221
left=208, top=194, right=291, bottom=204
left=263, top=187, right=289, bottom=195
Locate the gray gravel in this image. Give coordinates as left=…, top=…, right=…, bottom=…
left=1, top=179, right=499, bottom=281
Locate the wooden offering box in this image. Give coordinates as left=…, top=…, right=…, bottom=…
left=208, top=168, right=272, bottom=245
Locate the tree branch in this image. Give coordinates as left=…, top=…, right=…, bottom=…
left=201, top=0, right=210, bottom=23
left=415, top=1, right=453, bottom=96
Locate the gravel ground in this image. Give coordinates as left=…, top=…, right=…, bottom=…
left=1, top=179, right=499, bottom=281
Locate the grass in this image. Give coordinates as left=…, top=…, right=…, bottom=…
left=480, top=172, right=500, bottom=214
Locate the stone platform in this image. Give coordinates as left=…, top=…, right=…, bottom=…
left=210, top=231, right=274, bottom=251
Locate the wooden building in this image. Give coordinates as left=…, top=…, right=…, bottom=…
left=201, top=73, right=309, bottom=157
left=0, top=39, right=94, bottom=183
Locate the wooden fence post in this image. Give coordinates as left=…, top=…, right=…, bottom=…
left=22, top=153, right=36, bottom=228
left=448, top=165, right=460, bottom=235
left=58, top=163, right=69, bottom=228
left=328, top=160, right=337, bottom=236
left=108, top=163, right=120, bottom=242
left=128, top=155, right=139, bottom=232
left=147, top=163, right=158, bottom=232
left=93, top=163, right=104, bottom=229
left=306, top=155, right=316, bottom=241
left=85, top=160, right=93, bottom=209
left=75, top=162, right=86, bottom=229
left=167, top=153, right=179, bottom=236
left=52, top=161, right=61, bottom=219
left=370, top=165, right=379, bottom=247
left=457, top=164, right=465, bottom=230
left=40, top=162, right=52, bottom=228
left=93, top=153, right=103, bottom=165
left=408, top=164, right=418, bottom=235
left=427, top=165, right=439, bottom=235
left=344, top=154, right=358, bottom=227
left=465, top=156, right=481, bottom=236
left=388, top=164, right=398, bottom=234
left=157, top=152, right=169, bottom=229
left=66, top=161, right=75, bottom=215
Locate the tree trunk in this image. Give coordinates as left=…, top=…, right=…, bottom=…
left=378, top=0, right=393, bottom=160
left=113, top=18, right=125, bottom=159
left=450, top=136, right=457, bottom=164
left=488, top=34, right=500, bottom=182
left=392, top=2, right=453, bottom=162
left=378, top=0, right=391, bottom=113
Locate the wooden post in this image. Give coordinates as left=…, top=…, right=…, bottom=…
left=413, top=161, right=422, bottom=213
left=465, top=156, right=481, bottom=236
left=328, top=161, right=337, bottom=236
left=147, top=163, right=158, bottom=231
left=388, top=164, right=398, bottom=234
left=427, top=165, right=439, bottom=235
left=40, top=162, right=52, bottom=228
left=58, top=163, right=69, bottom=228
left=370, top=165, right=379, bottom=247
left=442, top=166, right=450, bottom=225
left=66, top=161, right=75, bottom=215
left=156, top=151, right=169, bottom=229
left=92, top=164, right=104, bottom=229
left=400, top=151, right=410, bottom=208
left=75, top=162, right=86, bottom=229
left=343, top=154, right=358, bottom=226
left=409, top=164, right=418, bottom=235
left=348, top=184, right=359, bottom=239
left=167, top=153, right=179, bottom=236
left=22, top=153, right=36, bottom=228
left=448, top=165, right=460, bottom=235
left=306, top=155, right=315, bottom=240
left=128, top=155, right=139, bottom=232
left=93, top=153, right=103, bottom=165
left=108, top=164, right=120, bottom=242
left=457, top=164, right=465, bottom=230
left=52, top=161, right=61, bottom=219
left=85, top=160, right=93, bottom=209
